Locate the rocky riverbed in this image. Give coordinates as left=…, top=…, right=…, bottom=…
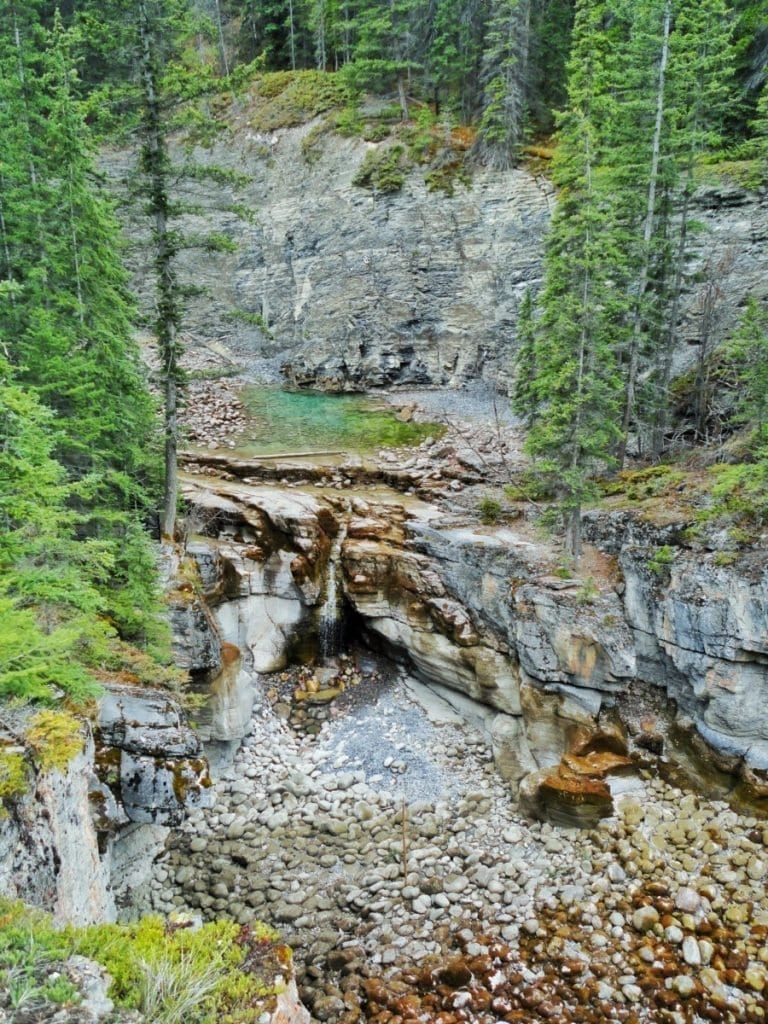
left=133, top=654, right=768, bottom=1024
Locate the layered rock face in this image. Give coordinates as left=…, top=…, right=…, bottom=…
left=0, top=686, right=212, bottom=924
left=586, top=514, right=768, bottom=777
left=107, top=125, right=552, bottom=390
left=0, top=734, right=115, bottom=925
left=181, top=470, right=768, bottom=808
left=106, top=117, right=768, bottom=394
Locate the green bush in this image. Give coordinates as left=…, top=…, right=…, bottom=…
left=0, top=901, right=288, bottom=1024
left=647, top=544, right=676, bottom=575
left=352, top=144, right=406, bottom=192
left=478, top=496, right=502, bottom=525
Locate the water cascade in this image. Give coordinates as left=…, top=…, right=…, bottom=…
left=317, top=520, right=348, bottom=663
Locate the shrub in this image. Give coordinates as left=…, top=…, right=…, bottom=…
left=575, top=577, right=599, bottom=605
left=478, top=496, right=502, bottom=525
left=647, top=545, right=676, bottom=576
left=352, top=144, right=407, bottom=192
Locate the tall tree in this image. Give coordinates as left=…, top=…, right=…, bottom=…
left=0, top=4, right=162, bottom=638
left=428, top=0, right=486, bottom=120
left=137, top=0, right=183, bottom=541
left=514, top=0, right=625, bottom=560
left=649, top=0, right=735, bottom=457
left=346, top=0, right=430, bottom=117
left=476, top=0, right=532, bottom=167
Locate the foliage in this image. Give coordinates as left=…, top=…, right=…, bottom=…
left=352, top=144, right=407, bottom=192
left=513, top=0, right=625, bottom=560
left=726, top=296, right=768, bottom=446
left=574, top=576, right=599, bottom=604
left=698, top=460, right=768, bottom=526
left=25, top=711, right=84, bottom=773
left=0, top=901, right=285, bottom=1024
left=0, top=11, right=167, bottom=664
left=647, top=544, right=676, bottom=575
left=73, top=916, right=283, bottom=1022
left=601, top=464, right=686, bottom=501
left=0, top=749, right=28, bottom=810
left=0, top=900, right=79, bottom=1009
left=478, top=496, right=502, bottom=525
left=250, top=70, right=352, bottom=130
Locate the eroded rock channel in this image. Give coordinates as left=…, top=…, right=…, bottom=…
left=115, top=400, right=768, bottom=1024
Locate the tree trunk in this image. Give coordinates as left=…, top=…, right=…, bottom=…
left=397, top=71, right=409, bottom=119
left=213, top=0, right=229, bottom=77
left=651, top=157, right=694, bottom=460
left=565, top=504, right=582, bottom=562
left=618, top=0, right=671, bottom=468
left=138, top=0, right=180, bottom=541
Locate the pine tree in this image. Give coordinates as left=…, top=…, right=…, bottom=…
left=0, top=356, right=106, bottom=703
left=428, top=0, right=486, bottom=120
left=0, top=4, right=162, bottom=639
left=515, top=0, right=626, bottom=560
left=476, top=0, right=532, bottom=167
left=728, top=296, right=768, bottom=447
left=347, top=0, right=430, bottom=117
left=649, top=0, right=735, bottom=456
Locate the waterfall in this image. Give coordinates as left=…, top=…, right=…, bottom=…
left=317, top=521, right=348, bottom=663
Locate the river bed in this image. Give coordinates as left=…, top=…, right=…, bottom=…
left=133, top=652, right=768, bottom=1024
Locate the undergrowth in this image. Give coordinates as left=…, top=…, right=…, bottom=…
left=0, top=900, right=286, bottom=1024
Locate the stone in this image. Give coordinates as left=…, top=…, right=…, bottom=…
left=632, top=906, right=660, bottom=933
left=682, top=935, right=701, bottom=966
left=673, top=975, right=696, bottom=998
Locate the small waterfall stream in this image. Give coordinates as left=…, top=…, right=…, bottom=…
left=317, top=520, right=348, bottom=662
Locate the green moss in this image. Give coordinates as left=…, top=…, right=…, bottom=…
left=478, top=495, right=502, bottom=525
left=250, top=71, right=352, bottom=131
left=424, top=160, right=471, bottom=196
left=602, top=465, right=685, bottom=502
left=0, top=748, right=28, bottom=811
left=713, top=550, right=739, bottom=567
left=26, top=711, right=84, bottom=773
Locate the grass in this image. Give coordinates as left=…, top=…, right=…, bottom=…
left=0, top=900, right=286, bottom=1024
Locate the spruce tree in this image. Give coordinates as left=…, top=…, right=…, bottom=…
left=649, top=0, right=735, bottom=456
left=514, top=0, right=625, bottom=560
left=0, top=4, right=162, bottom=640
left=476, top=0, right=532, bottom=167
left=728, top=296, right=768, bottom=448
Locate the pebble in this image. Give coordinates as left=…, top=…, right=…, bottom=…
left=133, top=658, right=768, bottom=1024
left=631, top=906, right=660, bottom=932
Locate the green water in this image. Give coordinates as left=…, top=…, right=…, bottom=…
left=236, top=387, right=442, bottom=456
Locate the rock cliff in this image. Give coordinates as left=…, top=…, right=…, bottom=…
left=0, top=686, right=212, bottom=924
left=179, top=463, right=768, bottom=809
left=104, top=120, right=768, bottom=393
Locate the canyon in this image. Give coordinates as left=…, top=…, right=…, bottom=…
left=3, top=120, right=768, bottom=1022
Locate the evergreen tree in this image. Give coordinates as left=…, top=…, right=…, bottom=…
left=511, top=288, right=538, bottom=424
left=0, top=4, right=162, bottom=639
left=0, top=356, right=106, bottom=703
left=428, top=0, right=486, bottom=120
left=728, top=296, right=768, bottom=447
left=476, top=0, right=532, bottom=167
left=513, top=0, right=625, bottom=560
left=648, top=0, right=735, bottom=457
left=346, top=0, right=430, bottom=117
